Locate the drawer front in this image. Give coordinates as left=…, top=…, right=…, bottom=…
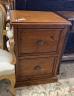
left=17, top=29, right=61, bottom=55
left=16, top=56, right=55, bottom=77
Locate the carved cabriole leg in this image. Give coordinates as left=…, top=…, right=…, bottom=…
left=0, top=74, right=15, bottom=95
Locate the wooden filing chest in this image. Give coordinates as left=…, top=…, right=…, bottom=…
left=11, top=10, right=71, bottom=87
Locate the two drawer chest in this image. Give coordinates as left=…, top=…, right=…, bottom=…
left=11, top=10, right=71, bottom=87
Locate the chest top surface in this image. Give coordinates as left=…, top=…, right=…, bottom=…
left=11, top=10, right=71, bottom=26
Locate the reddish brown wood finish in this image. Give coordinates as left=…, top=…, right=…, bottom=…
left=18, top=29, right=61, bottom=55
left=57, top=11, right=74, bottom=61
left=16, top=56, right=55, bottom=77
left=11, top=11, right=71, bottom=87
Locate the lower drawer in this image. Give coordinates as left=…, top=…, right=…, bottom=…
left=16, top=56, right=56, bottom=81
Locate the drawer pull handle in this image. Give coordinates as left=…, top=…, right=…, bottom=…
left=34, top=65, right=41, bottom=70
left=36, top=40, right=45, bottom=46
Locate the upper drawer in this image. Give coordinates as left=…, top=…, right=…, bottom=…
left=17, top=29, right=61, bottom=55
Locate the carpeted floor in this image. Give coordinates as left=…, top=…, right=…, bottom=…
left=0, top=61, right=74, bottom=96
left=59, top=61, right=74, bottom=79
left=16, top=78, right=74, bottom=96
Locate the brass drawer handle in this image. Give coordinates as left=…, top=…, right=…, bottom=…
left=34, top=65, right=41, bottom=70
left=36, top=40, right=46, bottom=46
